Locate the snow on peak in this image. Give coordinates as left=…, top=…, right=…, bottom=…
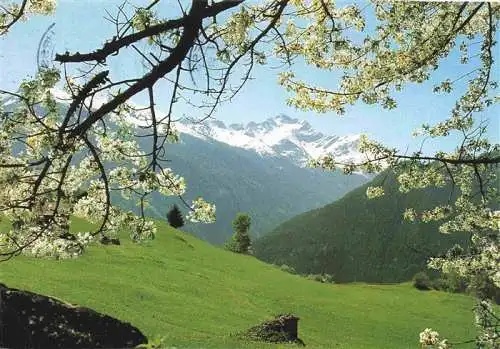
left=275, top=114, right=296, bottom=124
left=178, top=115, right=363, bottom=167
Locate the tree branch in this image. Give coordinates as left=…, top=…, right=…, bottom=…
left=0, top=0, right=28, bottom=35
left=54, top=0, right=244, bottom=64
left=67, top=0, right=210, bottom=138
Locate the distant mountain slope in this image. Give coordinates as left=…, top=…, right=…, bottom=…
left=133, top=133, right=368, bottom=244
left=253, top=172, right=470, bottom=283
left=1, top=95, right=369, bottom=245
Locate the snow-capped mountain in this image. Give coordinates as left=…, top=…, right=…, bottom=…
left=177, top=114, right=363, bottom=167
left=2, top=90, right=362, bottom=167
left=1, top=94, right=370, bottom=244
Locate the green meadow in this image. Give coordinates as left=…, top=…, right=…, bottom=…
left=0, top=218, right=475, bottom=348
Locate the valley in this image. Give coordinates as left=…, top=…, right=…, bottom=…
left=0, top=1, right=498, bottom=348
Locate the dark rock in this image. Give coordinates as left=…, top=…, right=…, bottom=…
left=99, top=236, right=120, bottom=245
left=242, top=313, right=305, bottom=346
left=100, top=236, right=111, bottom=245
left=0, top=283, right=147, bottom=349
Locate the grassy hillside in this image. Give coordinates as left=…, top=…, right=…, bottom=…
left=0, top=217, right=476, bottom=349
left=253, top=171, right=469, bottom=283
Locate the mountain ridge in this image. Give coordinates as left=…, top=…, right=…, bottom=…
left=17, top=89, right=365, bottom=168
left=177, top=114, right=363, bottom=167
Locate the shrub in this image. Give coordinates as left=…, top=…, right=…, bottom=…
left=223, top=239, right=239, bottom=253
left=224, top=213, right=252, bottom=254
left=431, top=278, right=448, bottom=291
left=321, top=273, right=335, bottom=283
left=279, top=264, right=297, bottom=275
left=413, top=271, right=432, bottom=291
left=430, top=271, right=500, bottom=304
left=306, top=274, right=335, bottom=284
left=441, top=272, right=468, bottom=293
left=166, top=205, right=184, bottom=229
left=306, top=274, right=323, bottom=282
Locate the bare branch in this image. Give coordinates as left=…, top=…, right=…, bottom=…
left=54, top=0, right=244, bottom=64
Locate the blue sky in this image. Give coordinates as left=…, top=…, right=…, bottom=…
left=1, top=0, right=498, bottom=154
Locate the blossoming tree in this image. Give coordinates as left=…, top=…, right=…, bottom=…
left=0, top=1, right=498, bottom=346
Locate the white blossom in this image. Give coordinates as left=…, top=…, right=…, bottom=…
left=419, top=328, right=440, bottom=346
left=366, top=186, right=384, bottom=199
left=187, top=198, right=216, bottom=224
